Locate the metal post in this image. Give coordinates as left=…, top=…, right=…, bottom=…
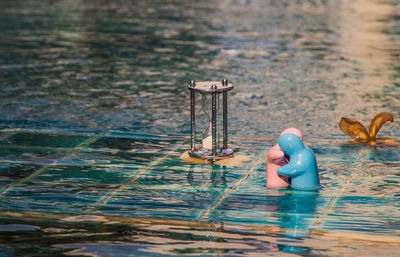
left=211, top=86, right=217, bottom=156
left=222, top=79, right=228, bottom=149
left=190, top=81, right=196, bottom=151
left=223, top=91, right=228, bottom=149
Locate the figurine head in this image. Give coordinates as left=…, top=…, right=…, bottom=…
left=280, top=128, right=303, bottom=141
left=278, top=133, right=304, bottom=155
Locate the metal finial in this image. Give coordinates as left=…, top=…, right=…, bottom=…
left=222, top=79, right=228, bottom=87
left=190, top=80, right=196, bottom=88
left=211, top=84, right=217, bottom=89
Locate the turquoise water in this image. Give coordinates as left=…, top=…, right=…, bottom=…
left=0, top=0, right=400, bottom=256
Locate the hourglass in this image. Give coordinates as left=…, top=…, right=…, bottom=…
left=188, top=79, right=234, bottom=161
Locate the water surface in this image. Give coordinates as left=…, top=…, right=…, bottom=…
left=0, top=0, right=400, bottom=256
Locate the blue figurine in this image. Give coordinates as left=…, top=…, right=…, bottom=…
left=277, top=133, right=321, bottom=191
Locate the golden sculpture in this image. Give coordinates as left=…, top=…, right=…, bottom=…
left=339, top=112, right=398, bottom=146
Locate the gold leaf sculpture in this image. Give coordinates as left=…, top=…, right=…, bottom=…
left=339, top=112, right=398, bottom=146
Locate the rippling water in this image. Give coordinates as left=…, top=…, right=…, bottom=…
left=0, top=0, right=399, bottom=256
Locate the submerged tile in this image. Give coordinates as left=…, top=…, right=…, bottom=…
left=366, top=147, right=400, bottom=162
left=208, top=208, right=318, bottom=231
left=87, top=136, right=180, bottom=152
left=355, top=161, right=400, bottom=177
left=313, top=143, right=369, bottom=162
left=0, top=132, right=91, bottom=148
left=0, top=147, right=68, bottom=164
left=328, top=195, right=400, bottom=218
left=215, top=191, right=330, bottom=216
left=343, top=175, right=400, bottom=198
left=0, top=162, right=41, bottom=189
left=65, top=149, right=166, bottom=166
left=30, top=165, right=139, bottom=185
left=0, top=165, right=140, bottom=213
left=97, top=186, right=221, bottom=220
left=319, top=215, right=400, bottom=236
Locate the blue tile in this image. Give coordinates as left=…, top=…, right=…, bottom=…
left=320, top=215, right=400, bottom=236
left=0, top=132, right=91, bottom=148
left=0, top=163, right=41, bottom=189
left=0, top=165, right=140, bottom=213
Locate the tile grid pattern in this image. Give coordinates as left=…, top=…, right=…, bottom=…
left=0, top=129, right=398, bottom=237
left=310, top=147, right=370, bottom=231
left=85, top=140, right=189, bottom=212
left=198, top=153, right=265, bottom=220
left=0, top=134, right=101, bottom=197
left=0, top=130, right=192, bottom=217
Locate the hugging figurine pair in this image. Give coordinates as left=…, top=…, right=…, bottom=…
left=266, top=128, right=321, bottom=191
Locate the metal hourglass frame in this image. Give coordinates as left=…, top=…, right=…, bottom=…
left=188, top=79, right=234, bottom=161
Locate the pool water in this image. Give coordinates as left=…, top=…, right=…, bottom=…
left=0, top=0, right=400, bottom=256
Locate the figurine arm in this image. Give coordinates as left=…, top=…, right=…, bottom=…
left=277, top=162, right=303, bottom=177
left=267, top=148, right=285, bottom=163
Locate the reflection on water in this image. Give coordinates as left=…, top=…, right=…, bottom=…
left=264, top=191, right=321, bottom=254
left=187, top=164, right=228, bottom=188
left=0, top=0, right=400, bottom=256
left=1, top=212, right=400, bottom=256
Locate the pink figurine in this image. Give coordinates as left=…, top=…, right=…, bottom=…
left=266, top=128, right=303, bottom=189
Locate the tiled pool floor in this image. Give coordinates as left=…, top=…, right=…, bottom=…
left=0, top=129, right=399, bottom=256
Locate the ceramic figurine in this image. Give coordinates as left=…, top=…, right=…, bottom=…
left=266, top=128, right=303, bottom=189
left=277, top=133, right=321, bottom=191
left=339, top=111, right=398, bottom=146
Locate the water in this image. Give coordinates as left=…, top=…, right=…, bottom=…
left=0, top=0, right=400, bottom=256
